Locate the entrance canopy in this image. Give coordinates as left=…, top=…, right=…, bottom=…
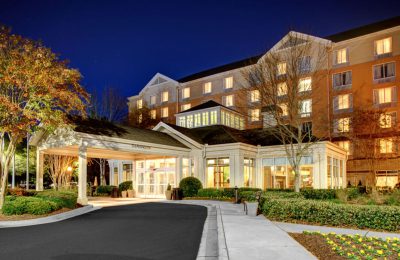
left=30, top=118, right=190, bottom=205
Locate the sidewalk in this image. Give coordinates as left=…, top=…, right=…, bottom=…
left=274, top=221, right=400, bottom=239
left=167, top=200, right=316, bottom=260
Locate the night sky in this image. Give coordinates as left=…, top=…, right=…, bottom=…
left=1, top=0, right=399, bottom=99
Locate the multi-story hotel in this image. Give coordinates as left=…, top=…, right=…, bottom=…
left=34, top=16, right=399, bottom=201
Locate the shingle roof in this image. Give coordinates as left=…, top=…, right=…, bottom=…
left=71, top=117, right=188, bottom=148
left=178, top=54, right=262, bottom=83
left=326, top=16, right=400, bottom=42
left=177, top=100, right=240, bottom=114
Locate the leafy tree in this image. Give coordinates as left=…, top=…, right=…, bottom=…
left=0, top=26, right=88, bottom=208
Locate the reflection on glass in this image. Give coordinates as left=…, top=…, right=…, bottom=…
left=207, top=158, right=230, bottom=188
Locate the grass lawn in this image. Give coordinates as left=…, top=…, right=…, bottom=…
left=292, top=231, right=400, bottom=260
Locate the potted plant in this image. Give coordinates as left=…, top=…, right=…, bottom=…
left=119, top=181, right=133, bottom=198
left=165, top=184, right=172, bottom=200
left=245, top=198, right=259, bottom=217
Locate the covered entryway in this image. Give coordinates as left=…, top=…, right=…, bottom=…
left=30, top=119, right=190, bottom=205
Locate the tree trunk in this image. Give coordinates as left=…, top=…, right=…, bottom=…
left=100, top=159, right=106, bottom=185
left=294, top=165, right=301, bottom=192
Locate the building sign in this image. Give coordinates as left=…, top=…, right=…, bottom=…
left=132, top=144, right=151, bottom=150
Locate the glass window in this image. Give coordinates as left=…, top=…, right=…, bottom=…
left=137, top=99, right=143, bottom=109
left=204, top=82, right=212, bottom=94
left=182, top=158, right=190, bottom=178
left=161, top=107, right=168, bottom=118
left=335, top=117, right=350, bottom=133
left=298, top=56, right=311, bottom=72
left=138, top=114, right=143, bottom=123
left=194, top=113, right=201, bottom=127
left=374, top=87, right=395, bottom=104
left=178, top=116, right=186, bottom=127
left=161, top=91, right=169, bottom=102
left=181, top=103, right=191, bottom=111
left=336, top=141, right=351, bottom=155
left=243, top=158, right=255, bottom=187
left=380, top=112, right=395, bottom=128
left=375, top=37, right=392, bottom=55
left=250, top=90, right=260, bottom=102
left=379, top=138, right=393, bottom=153
left=250, top=109, right=260, bottom=122
left=333, top=71, right=352, bottom=88
left=373, top=62, right=395, bottom=80
left=202, top=112, right=209, bottom=126
left=277, top=62, right=286, bottom=75
left=224, top=95, right=234, bottom=107
left=298, top=77, right=312, bottom=92
left=221, top=111, right=226, bottom=125
left=150, top=95, right=156, bottom=105
left=327, top=156, right=332, bottom=188
left=210, top=110, right=217, bottom=125
left=335, top=94, right=351, bottom=110
left=335, top=48, right=348, bottom=64
left=187, top=115, right=193, bottom=128
left=224, top=77, right=233, bottom=89
left=279, top=103, right=288, bottom=116
left=206, top=158, right=230, bottom=188
left=150, top=109, right=156, bottom=119
left=182, top=87, right=190, bottom=99
left=300, top=99, right=312, bottom=117
left=277, top=82, right=287, bottom=96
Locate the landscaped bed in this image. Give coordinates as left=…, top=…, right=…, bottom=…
left=291, top=231, right=400, bottom=260
left=1, top=190, right=78, bottom=219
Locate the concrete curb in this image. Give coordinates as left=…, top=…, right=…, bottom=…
left=0, top=205, right=101, bottom=228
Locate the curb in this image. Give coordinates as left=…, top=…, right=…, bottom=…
left=0, top=205, right=101, bottom=228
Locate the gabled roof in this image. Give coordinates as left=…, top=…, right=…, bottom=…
left=177, top=100, right=239, bottom=114
left=128, top=73, right=178, bottom=100
left=326, top=16, right=400, bottom=42
left=178, top=54, right=262, bottom=83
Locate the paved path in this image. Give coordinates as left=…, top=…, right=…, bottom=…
left=0, top=202, right=207, bottom=260
left=274, top=221, right=400, bottom=239
left=169, top=200, right=316, bottom=260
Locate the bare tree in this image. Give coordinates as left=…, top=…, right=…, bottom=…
left=89, top=86, right=128, bottom=123
left=45, top=154, right=76, bottom=190
left=128, top=101, right=159, bottom=129
left=241, top=32, right=329, bottom=192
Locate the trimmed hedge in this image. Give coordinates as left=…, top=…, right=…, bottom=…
left=179, top=177, right=203, bottom=197
left=262, top=198, right=400, bottom=231
left=118, top=181, right=133, bottom=192
left=300, top=188, right=337, bottom=200
left=2, top=196, right=60, bottom=215
left=96, top=185, right=116, bottom=195
left=35, top=190, right=77, bottom=209
left=197, top=188, right=223, bottom=198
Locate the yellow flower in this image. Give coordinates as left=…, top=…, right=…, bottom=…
left=360, top=250, right=365, bottom=254
left=358, top=238, right=362, bottom=242
left=376, top=250, right=383, bottom=255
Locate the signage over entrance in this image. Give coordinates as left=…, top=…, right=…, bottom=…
left=132, top=144, right=151, bottom=150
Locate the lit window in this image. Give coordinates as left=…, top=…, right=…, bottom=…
left=335, top=94, right=351, bottom=110
left=161, top=107, right=168, bottom=118
left=335, top=117, right=350, bottom=133
left=300, top=99, right=312, bottom=117
left=380, top=113, right=395, bottom=128
left=279, top=103, right=288, bottom=116
left=277, top=62, right=286, bottom=75
left=150, top=95, right=156, bottom=105
left=161, top=91, right=169, bottom=102
left=187, top=115, right=193, bottom=128
left=336, top=141, right=351, bottom=155
left=250, top=109, right=260, bottom=122
left=373, top=62, right=395, bottom=80
left=182, top=87, right=190, bottom=99
left=179, top=116, right=186, bottom=127
left=210, top=110, right=217, bottom=125
left=138, top=114, right=143, bottom=123
left=298, top=77, right=312, bottom=92
left=375, top=37, right=392, bottom=56
left=277, top=82, right=287, bottom=96
left=204, top=82, right=212, bottom=94
left=250, top=90, right=260, bottom=102
left=181, top=103, right=191, bottom=111
left=150, top=109, right=156, bottom=119
left=333, top=71, right=352, bottom=88
left=202, top=112, right=209, bottom=126
left=137, top=99, right=143, bottom=109
left=194, top=113, right=201, bottom=127
left=379, top=138, right=393, bottom=153
left=224, top=95, right=234, bottom=107
left=335, top=48, right=348, bottom=64
left=224, top=77, right=233, bottom=89
left=374, top=87, right=395, bottom=104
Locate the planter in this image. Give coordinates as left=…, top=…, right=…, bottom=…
left=127, top=189, right=135, bottom=198
left=245, top=201, right=259, bottom=217
left=165, top=190, right=172, bottom=200
left=121, top=191, right=128, bottom=198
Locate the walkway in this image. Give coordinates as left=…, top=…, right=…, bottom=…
left=167, top=200, right=316, bottom=260
left=88, top=196, right=163, bottom=207
left=274, top=221, right=400, bottom=239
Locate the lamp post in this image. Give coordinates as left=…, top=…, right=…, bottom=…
left=234, top=186, right=238, bottom=204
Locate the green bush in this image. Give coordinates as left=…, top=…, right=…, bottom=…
left=262, top=198, right=400, bottom=231
left=179, top=177, right=203, bottom=197
left=34, top=190, right=77, bottom=209
left=384, top=190, right=400, bottom=206
left=300, top=188, right=336, bottom=200
left=96, top=185, right=116, bottom=195
left=2, top=196, right=60, bottom=215
left=197, top=188, right=223, bottom=198
left=220, top=188, right=235, bottom=198
left=263, top=191, right=304, bottom=199
left=265, top=188, right=294, bottom=192
left=118, top=181, right=133, bottom=192
left=240, top=191, right=259, bottom=202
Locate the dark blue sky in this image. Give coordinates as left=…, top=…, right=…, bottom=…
left=1, top=0, right=399, bottom=98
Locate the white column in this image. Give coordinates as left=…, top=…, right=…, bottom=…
left=108, top=160, right=114, bottom=185
left=175, top=156, right=183, bottom=186
left=77, top=143, right=88, bottom=205
left=35, top=149, right=44, bottom=191
left=255, top=157, right=263, bottom=189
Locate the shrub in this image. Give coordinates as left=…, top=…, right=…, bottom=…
left=7, top=189, right=37, bottom=197
left=384, top=190, right=400, bottom=206
left=35, top=190, right=77, bottom=209
left=240, top=191, right=259, bottom=202
left=2, top=196, right=60, bottom=215
left=179, top=177, right=203, bottom=197
left=265, top=188, right=294, bottom=192
left=118, top=181, right=133, bottom=192
left=263, top=191, right=303, bottom=199
left=96, top=185, right=116, bottom=195
left=197, top=188, right=223, bottom=198
left=221, top=188, right=235, bottom=198
left=300, top=188, right=336, bottom=200
left=262, top=198, right=400, bottom=231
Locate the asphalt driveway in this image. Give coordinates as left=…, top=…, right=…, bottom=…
left=0, top=202, right=207, bottom=260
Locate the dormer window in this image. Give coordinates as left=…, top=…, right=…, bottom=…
left=204, top=82, right=212, bottom=94
left=137, top=99, right=143, bottom=109
left=224, top=77, right=233, bottom=89
left=375, top=37, right=392, bottom=56
left=161, top=91, right=169, bottom=102
left=182, top=87, right=190, bottom=99
left=334, top=48, right=348, bottom=65
left=277, top=62, right=287, bottom=76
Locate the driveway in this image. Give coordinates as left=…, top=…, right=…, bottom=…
left=0, top=202, right=207, bottom=260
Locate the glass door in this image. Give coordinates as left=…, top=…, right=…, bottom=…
left=206, top=158, right=230, bottom=188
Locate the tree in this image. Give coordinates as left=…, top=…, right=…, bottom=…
left=0, top=26, right=88, bottom=208
left=128, top=101, right=159, bottom=129
left=45, top=154, right=77, bottom=190
left=89, top=86, right=127, bottom=123
left=241, top=32, right=329, bottom=192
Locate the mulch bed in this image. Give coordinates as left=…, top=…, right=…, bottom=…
left=0, top=207, right=72, bottom=221
left=290, top=232, right=345, bottom=260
